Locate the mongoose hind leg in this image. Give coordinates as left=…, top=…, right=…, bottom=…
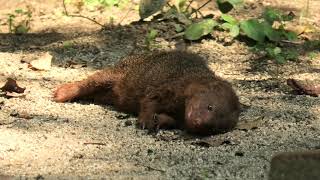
left=54, top=68, right=123, bottom=102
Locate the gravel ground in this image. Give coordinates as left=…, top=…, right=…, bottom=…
left=0, top=0, right=320, bottom=179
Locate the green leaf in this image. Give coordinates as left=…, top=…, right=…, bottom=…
left=263, top=8, right=281, bottom=24
left=285, top=50, right=299, bottom=60
left=273, top=47, right=281, bottom=55
left=240, top=19, right=265, bottom=42
left=15, top=9, right=23, bottom=14
left=221, top=14, right=237, bottom=24
left=262, top=22, right=281, bottom=42
left=275, top=55, right=286, bottom=64
left=284, top=31, right=297, bottom=41
left=174, top=24, right=184, bottom=32
left=145, top=29, right=158, bottom=47
left=266, top=46, right=281, bottom=57
left=307, top=52, right=317, bottom=60
left=146, top=29, right=158, bottom=41
left=220, top=22, right=239, bottom=37
left=139, top=0, right=166, bottom=19
left=221, top=22, right=233, bottom=30
left=266, top=47, right=274, bottom=56
left=63, top=41, right=73, bottom=49
left=14, top=24, right=29, bottom=34
left=230, top=24, right=240, bottom=37
left=184, top=19, right=217, bottom=40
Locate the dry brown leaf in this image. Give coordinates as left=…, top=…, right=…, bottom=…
left=29, top=52, right=52, bottom=71
left=0, top=78, right=26, bottom=98
left=0, top=78, right=25, bottom=93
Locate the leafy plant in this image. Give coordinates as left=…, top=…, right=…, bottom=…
left=220, top=14, right=239, bottom=37
left=184, top=19, right=217, bottom=40
left=138, top=0, right=301, bottom=65
left=145, top=29, right=158, bottom=48
left=307, top=51, right=318, bottom=61
left=7, top=8, right=32, bottom=34
left=237, top=9, right=297, bottom=43
left=253, top=43, right=299, bottom=64
left=240, top=19, right=265, bottom=42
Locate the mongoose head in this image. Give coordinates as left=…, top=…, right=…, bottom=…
left=184, top=81, right=240, bottom=135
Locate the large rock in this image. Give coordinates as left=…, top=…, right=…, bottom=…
left=269, top=150, right=320, bottom=180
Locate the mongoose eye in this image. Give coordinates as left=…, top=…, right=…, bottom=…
left=207, top=105, right=213, bottom=111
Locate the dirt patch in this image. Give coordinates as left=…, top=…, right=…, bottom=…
left=0, top=0, right=319, bottom=179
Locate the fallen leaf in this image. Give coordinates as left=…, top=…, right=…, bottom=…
left=29, top=52, right=52, bottom=71
left=0, top=78, right=25, bottom=93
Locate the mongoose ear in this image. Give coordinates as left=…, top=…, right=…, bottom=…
left=184, top=83, right=207, bottom=97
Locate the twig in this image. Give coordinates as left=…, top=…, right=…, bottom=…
left=280, top=40, right=304, bottom=45
left=83, top=142, right=107, bottom=146
left=166, top=2, right=173, bottom=8
left=190, top=0, right=212, bottom=16
left=165, top=32, right=185, bottom=40
left=136, top=163, right=166, bottom=173
left=118, top=2, right=134, bottom=25
left=62, top=0, right=106, bottom=28
left=0, top=121, right=16, bottom=126
left=186, top=0, right=195, bottom=11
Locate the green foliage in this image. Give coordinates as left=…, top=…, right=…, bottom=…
left=145, top=29, right=158, bottom=48
left=184, top=19, right=217, bottom=40
left=220, top=14, right=239, bottom=37
left=7, top=8, right=32, bottom=34
left=263, top=8, right=294, bottom=24
left=138, top=0, right=298, bottom=49
left=174, top=24, right=184, bottom=32
left=62, top=41, right=77, bottom=55
left=137, top=0, right=301, bottom=65
left=63, top=41, right=74, bottom=49
left=262, top=22, right=281, bottom=41
left=235, top=8, right=297, bottom=43
left=307, top=52, right=318, bottom=61
left=240, top=19, right=265, bottom=42
left=221, top=14, right=237, bottom=24
left=253, top=43, right=299, bottom=64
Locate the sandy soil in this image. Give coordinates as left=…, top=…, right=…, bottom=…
left=0, top=0, right=319, bottom=179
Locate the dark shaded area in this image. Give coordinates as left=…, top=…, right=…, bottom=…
left=0, top=24, right=148, bottom=68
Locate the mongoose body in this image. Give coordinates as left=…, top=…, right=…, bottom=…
left=54, top=51, right=240, bottom=135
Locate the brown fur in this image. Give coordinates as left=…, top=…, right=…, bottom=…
left=54, top=51, right=240, bottom=135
